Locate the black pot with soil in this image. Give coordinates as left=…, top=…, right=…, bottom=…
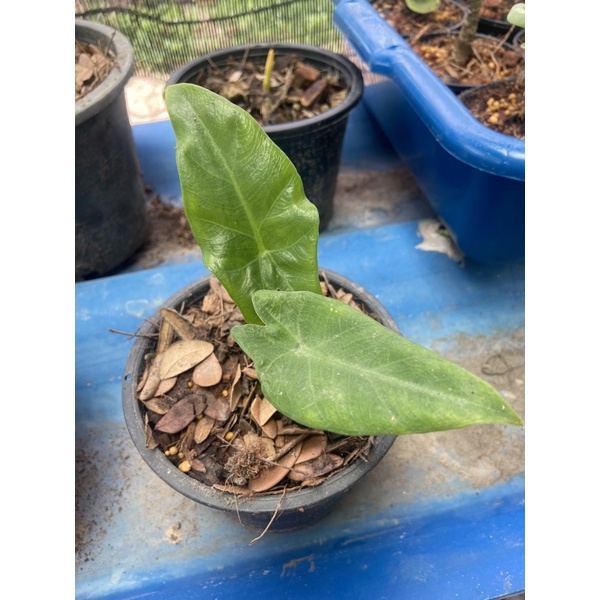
left=122, top=269, right=397, bottom=533
left=75, top=20, right=148, bottom=280
left=166, top=43, right=364, bottom=231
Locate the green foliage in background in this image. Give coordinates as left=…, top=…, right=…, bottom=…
left=75, top=0, right=343, bottom=78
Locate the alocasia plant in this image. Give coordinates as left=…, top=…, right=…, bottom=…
left=165, top=83, right=523, bottom=436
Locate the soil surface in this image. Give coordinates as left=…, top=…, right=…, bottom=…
left=190, top=50, right=350, bottom=126
left=136, top=276, right=378, bottom=497
left=459, top=77, right=525, bottom=139
left=480, top=0, right=515, bottom=22
left=373, top=0, right=466, bottom=39
left=410, top=32, right=524, bottom=89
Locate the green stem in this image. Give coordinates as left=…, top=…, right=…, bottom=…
left=263, top=48, right=275, bottom=92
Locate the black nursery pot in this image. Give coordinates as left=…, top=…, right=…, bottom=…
left=477, top=13, right=518, bottom=43
left=166, top=44, right=364, bottom=231
left=122, top=269, right=397, bottom=533
left=75, top=20, right=148, bottom=280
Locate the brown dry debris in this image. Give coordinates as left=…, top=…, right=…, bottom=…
left=193, top=52, right=350, bottom=126
left=372, top=0, right=466, bottom=39
left=137, top=277, right=374, bottom=497
left=75, top=38, right=115, bottom=101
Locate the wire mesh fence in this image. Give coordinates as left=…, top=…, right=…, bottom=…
left=75, top=1, right=346, bottom=79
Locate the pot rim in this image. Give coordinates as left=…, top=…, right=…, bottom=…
left=75, top=19, right=135, bottom=125
left=122, top=269, right=396, bottom=523
left=166, top=42, right=364, bottom=135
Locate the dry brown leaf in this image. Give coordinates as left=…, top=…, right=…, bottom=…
left=296, top=434, right=327, bottom=464
left=159, top=340, right=214, bottom=379
left=220, top=81, right=248, bottom=100
left=157, top=314, right=174, bottom=354
left=75, top=53, right=95, bottom=88
left=180, top=421, right=197, bottom=454
left=192, top=353, right=223, bottom=387
left=219, top=282, right=235, bottom=304
left=194, top=415, right=215, bottom=444
left=160, top=308, right=198, bottom=341
left=139, top=354, right=164, bottom=401
left=137, top=361, right=150, bottom=393
left=144, top=414, right=159, bottom=449
left=155, top=398, right=196, bottom=434
left=204, top=395, right=231, bottom=422
left=337, top=291, right=354, bottom=305
left=247, top=443, right=303, bottom=492
left=142, top=396, right=174, bottom=415
left=155, top=376, right=177, bottom=396
left=287, top=453, right=344, bottom=482
left=260, top=418, right=278, bottom=440
left=250, top=396, right=278, bottom=427
left=228, top=363, right=243, bottom=411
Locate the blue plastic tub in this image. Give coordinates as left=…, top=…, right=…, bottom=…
left=332, top=0, right=525, bottom=264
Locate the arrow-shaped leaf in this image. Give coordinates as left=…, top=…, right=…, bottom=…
left=232, top=290, right=523, bottom=436
left=165, top=83, right=322, bottom=324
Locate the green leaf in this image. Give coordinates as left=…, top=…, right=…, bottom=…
left=164, top=83, right=322, bottom=325
left=405, top=0, right=441, bottom=15
left=507, top=3, right=525, bottom=29
left=232, top=290, right=523, bottom=436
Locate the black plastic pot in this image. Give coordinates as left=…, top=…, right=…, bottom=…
left=75, top=20, right=147, bottom=280
left=166, top=44, right=364, bottom=231
left=122, top=269, right=397, bottom=532
left=512, top=29, right=525, bottom=51
left=477, top=14, right=517, bottom=42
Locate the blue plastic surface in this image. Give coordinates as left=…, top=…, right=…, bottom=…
left=76, top=113, right=525, bottom=599
left=332, top=0, right=525, bottom=264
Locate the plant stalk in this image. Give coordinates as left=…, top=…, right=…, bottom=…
left=452, top=0, right=481, bottom=68
left=263, top=48, right=275, bottom=92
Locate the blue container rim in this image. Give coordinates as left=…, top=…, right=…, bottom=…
left=333, top=0, right=524, bottom=181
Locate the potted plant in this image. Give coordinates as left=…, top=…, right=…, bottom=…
left=332, top=0, right=525, bottom=264
left=165, top=43, right=364, bottom=231
left=371, top=0, right=468, bottom=39
left=369, top=1, right=523, bottom=94
left=122, top=83, right=523, bottom=534
left=457, top=3, right=524, bottom=138
left=397, top=1, right=523, bottom=94
left=75, top=20, right=148, bottom=280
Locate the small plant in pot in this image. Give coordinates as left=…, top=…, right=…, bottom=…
left=371, top=0, right=468, bottom=39
left=122, top=83, right=523, bottom=534
left=166, top=43, right=364, bottom=231
left=457, top=2, right=524, bottom=138
left=398, top=0, right=524, bottom=93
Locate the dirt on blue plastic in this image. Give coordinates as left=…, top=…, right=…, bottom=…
left=75, top=327, right=523, bottom=580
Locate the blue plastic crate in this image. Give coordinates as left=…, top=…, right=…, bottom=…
left=332, top=0, right=525, bottom=264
